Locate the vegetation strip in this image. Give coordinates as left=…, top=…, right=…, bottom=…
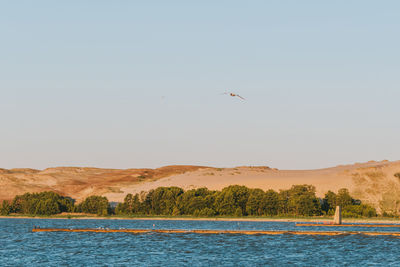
left=296, top=223, right=400, bottom=227
left=31, top=228, right=400, bottom=236
left=1, top=185, right=378, bottom=218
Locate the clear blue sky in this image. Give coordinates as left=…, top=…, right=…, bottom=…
left=1, top=1, right=399, bottom=170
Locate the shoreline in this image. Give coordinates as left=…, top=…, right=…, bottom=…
left=1, top=215, right=399, bottom=224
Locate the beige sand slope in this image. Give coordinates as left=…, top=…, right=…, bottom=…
left=1, top=161, right=400, bottom=213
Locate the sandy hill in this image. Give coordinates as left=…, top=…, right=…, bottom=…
left=1, top=161, right=400, bottom=213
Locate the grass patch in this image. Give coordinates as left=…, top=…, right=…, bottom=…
left=365, top=171, right=385, bottom=182
left=107, top=187, right=123, bottom=193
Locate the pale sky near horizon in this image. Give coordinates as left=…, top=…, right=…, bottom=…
left=1, top=1, right=399, bottom=170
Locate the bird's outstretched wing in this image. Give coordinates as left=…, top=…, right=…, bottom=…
left=221, top=91, right=246, bottom=100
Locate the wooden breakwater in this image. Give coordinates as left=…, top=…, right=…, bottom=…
left=296, top=223, right=400, bottom=228
left=31, top=228, right=400, bottom=236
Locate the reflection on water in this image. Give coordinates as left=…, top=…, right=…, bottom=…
left=1, top=219, right=400, bottom=266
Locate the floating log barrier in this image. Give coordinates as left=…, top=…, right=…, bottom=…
left=296, top=223, right=400, bottom=228
left=31, top=228, right=400, bottom=236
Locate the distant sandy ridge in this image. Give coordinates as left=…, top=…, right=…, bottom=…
left=1, top=160, right=400, bottom=213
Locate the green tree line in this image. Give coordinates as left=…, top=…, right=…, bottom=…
left=115, top=185, right=377, bottom=218
left=0, top=192, right=110, bottom=216
left=0, top=185, right=377, bottom=218
left=1, top=192, right=75, bottom=216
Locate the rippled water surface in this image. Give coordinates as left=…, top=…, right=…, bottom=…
left=1, top=218, right=400, bottom=266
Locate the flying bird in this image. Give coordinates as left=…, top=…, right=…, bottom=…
left=222, top=92, right=245, bottom=100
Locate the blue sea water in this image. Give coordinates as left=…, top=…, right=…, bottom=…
left=1, top=218, right=400, bottom=266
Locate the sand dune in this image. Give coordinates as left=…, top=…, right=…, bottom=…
left=1, top=161, right=400, bottom=213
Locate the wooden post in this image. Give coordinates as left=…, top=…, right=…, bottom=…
left=333, top=206, right=342, bottom=225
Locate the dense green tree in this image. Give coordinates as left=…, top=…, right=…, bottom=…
left=58, top=197, right=75, bottom=213
left=144, top=187, right=184, bottom=215
left=119, top=193, right=141, bottom=214
left=12, top=193, right=31, bottom=214
left=215, top=185, right=250, bottom=216
left=322, top=191, right=337, bottom=214
left=246, top=189, right=266, bottom=216
left=234, top=207, right=243, bottom=217
left=78, top=195, right=110, bottom=216
left=215, top=190, right=235, bottom=215
left=264, top=189, right=279, bottom=216
left=177, top=189, right=210, bottom=215
left=115, top=203, right=125, bottom=215
left=197, top=207, right=216, bottom=217
left=1, top=200, right=11, bottom=215
left=285, top=185, right=321, bottom=216
left=336, top=188, right=353, bottom=207
left=343, top=204, right=377, bottom=218
left=35, top=199, right=60, bottom=215
left=10, top=191, right=75, bottom=215
left=277, top=190, right=290, bottom=215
